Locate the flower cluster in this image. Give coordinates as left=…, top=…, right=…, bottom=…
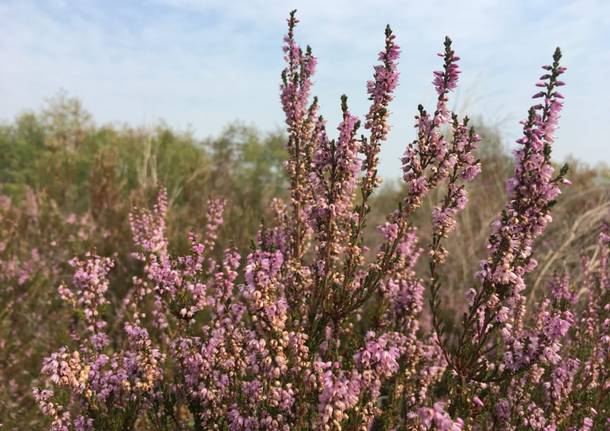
left=36, top=255, right=163, bottom=431
left=440, top=51, right=572, bottom=414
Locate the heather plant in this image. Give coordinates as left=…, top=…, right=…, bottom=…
left=0, top=188, right=99, bottom=428
left=0, top=106, right=286, bottom=428
left=30, top=10, right=609, bottom=431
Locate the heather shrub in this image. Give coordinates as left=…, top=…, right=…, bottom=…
left=0, top=102, right=287, bottom=428
left=0, top=188, right=99, bottom=428
left=26, top=10, right=610, bottom=431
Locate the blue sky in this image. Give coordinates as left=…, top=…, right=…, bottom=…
left=1, top=0, right=608, bottom=177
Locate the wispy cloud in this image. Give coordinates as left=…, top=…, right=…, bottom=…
left=1, top=0, right=608, bottom=176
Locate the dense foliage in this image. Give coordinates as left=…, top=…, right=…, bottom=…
left=1, top=10, right=609, bottom=431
